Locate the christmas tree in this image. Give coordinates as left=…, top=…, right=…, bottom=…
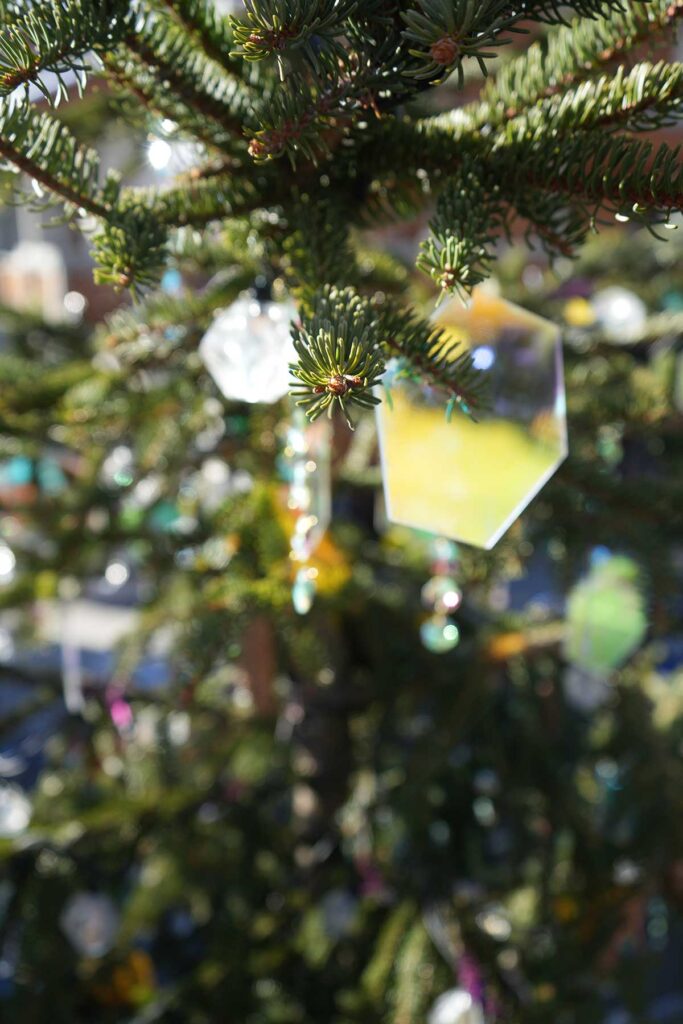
left=0, top=1, right=682, bottom=1022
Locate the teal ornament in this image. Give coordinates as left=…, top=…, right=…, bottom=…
left=420, top=615, right=460, bottom=653
left=148, top=500, right=180, bottom=532
left=662, top=290, right=683, bottom=313
left=161, top=268, right=182, bottom=294
left=0, top=456, right=33, bottom=487
left=292, top=569, right=316, bottom=615
left=564, top=555, right=647, bottom=674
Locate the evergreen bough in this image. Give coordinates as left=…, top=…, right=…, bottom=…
left=0, top=0, right=681, bottom=417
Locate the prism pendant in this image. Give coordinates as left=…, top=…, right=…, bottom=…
left=376, top=287, right=567, bottom=549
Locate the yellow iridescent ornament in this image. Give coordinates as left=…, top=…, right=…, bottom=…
left=376, top=288, right=567, bottom=549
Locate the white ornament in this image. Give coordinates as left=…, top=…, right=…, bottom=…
left=60, top=892, right=120, bottom=958
left=199, top=296, right=296, bottom=404
left=428, top=989, right=486, bottom=1024
left=591, top=287, right=646, bottom=343
left=0, top=784, right=31, bottom=837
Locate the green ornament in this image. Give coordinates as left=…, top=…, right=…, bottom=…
left=564, top=556, right=647, bottom=674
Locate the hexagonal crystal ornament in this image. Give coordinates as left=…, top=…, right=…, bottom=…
left=199, top=296, right=296, bottom=404
left=376, top=287, right=567, bottom=549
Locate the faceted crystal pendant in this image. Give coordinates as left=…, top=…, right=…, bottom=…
left=199, top=296, right=296, bottom=404
left=284, top=413, right=332, bottom=566
left=376, top=287, right=567, bottom=549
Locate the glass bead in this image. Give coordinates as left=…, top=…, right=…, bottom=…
left=199, top=296, right=296, bottom=404
left=420, top=615, right=460, bottom=653
left=377, top=287, right=567, bottom=549
left=421, top=576, right=462, bottom=613
left=292, top=568, right=316, bottom=615
left=430, top=536, right=461, bottom=575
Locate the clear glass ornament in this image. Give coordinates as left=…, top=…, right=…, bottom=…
left=199, top=296, right=296, bottom=404
left=377, top=287, right=567, bottom=549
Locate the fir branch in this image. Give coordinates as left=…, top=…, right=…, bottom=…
left=471, top=0, right=683, bottom=127
left=289, top=286, right=385, bottom=428
left=158, top=0, right=242, bottom=73
left=231, top=0, right=357, bottom=76
left=0, top=0, right=130, bottom=104
left=104, top=48, right=244, bottom=158
left=418, top=151, right=591, bottom=280
left=288, top=286, right=486, bottom=425
left=122, top=5, right=252, bottom=140
left=507, top=61, right=683, bottom=137
left=92, top=203, right=169, bottom=293
left=503, top=0, right=630, bottom=26
left=245, top=59, right=385, bottom=164
left=379, top=305, right=486, bottom=416
left=0, top=95, right=117, bottom=217
left=121, top=169, right=268, bottom=228
left=416, top=165, right=507, bottom=299
left=401, top=0, right=516, bottom=86
left=281, top=199, right=356, bottom=297
left=493, top=131, right=683, bottom=221
left=246, top=83, right=341, bottom=163
left=513, top=191, right=590, bottom=258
